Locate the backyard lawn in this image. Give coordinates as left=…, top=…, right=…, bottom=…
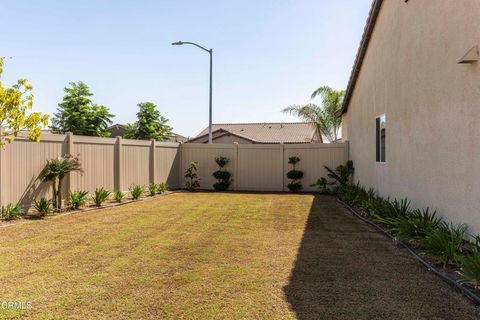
left=0, top=193, right=479, bottom=319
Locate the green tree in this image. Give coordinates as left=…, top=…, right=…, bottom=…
left=0, top=58, right=49, bottom=145
left=283, top=86, right=344, bottom=143
left=124, top=102, right=172, bottom=141
left=50, top=81, right=114, bottom=137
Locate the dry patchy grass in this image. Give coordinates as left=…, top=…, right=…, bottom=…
left=0, top=193, right=478, bottom=319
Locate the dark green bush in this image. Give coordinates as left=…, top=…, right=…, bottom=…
left=213, top=157, right=232, bottom=191
left=215, top=156, right=229, bottom=168
left=287, top=182, right=303, bottom=192
left=93, top=187, right=111, bottom=207
left=213, top=171, right=231, bottom=181
left=33, top=198, right=53, bottom=217
left=129, top=185, right=144, bottom=200
left=420, top=223, right=467, bottom=267
left=288, top=156, right=300, bottom=165
left=287, top=170, right=304, bottom=180
left=310, top=178, right=330, bottom=194
left=69, top=191, right=89, bottom=210
left=287, top=156, right=303, bottom=192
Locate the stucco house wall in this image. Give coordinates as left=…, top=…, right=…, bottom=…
left=342, top=0, right=480, bottom=234
left=210, top=134, right=252, bottom=144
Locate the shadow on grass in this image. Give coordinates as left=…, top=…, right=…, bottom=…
left=282, top=196, right=480, bottom=320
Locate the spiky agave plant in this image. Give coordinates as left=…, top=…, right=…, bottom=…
left=395, top=208, right=443, bottom=243
left=459, top=251, right=480, bottom=288
left=420, top=223, right=468, bottom=268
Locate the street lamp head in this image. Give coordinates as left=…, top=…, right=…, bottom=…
left=171, top=41, right=184, bottom=46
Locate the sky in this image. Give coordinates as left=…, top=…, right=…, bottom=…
left=1, top=0, right=372, bottom=138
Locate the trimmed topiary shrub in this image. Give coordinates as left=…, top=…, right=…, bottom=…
left=287, top=156, right=303, bottom=192
left=213, top=157, right=232, bottom=191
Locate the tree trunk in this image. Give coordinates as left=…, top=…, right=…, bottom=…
left=57, top=178, right=63, bottom=210
left=318, top=131, right=324, bottom=143
left=52, top=180, right=57, bottom=210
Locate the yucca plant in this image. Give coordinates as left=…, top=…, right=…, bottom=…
left=69, top=190, right=89, bottom=210
left=420, top=223, right=467, bottom=268
left=395, top=208, right=443, bottom=243
left=148, top=183, right=157, bottom=196
left=459, top=251, right=480, bottom=288
left=359, top=194, right=389, bottom=218
left=113, top=190, right=125, bottom=203
left=156, top=182, right=169, bottom=194
left=33, top=198, right=53, bottom=218
left=129, top=184, right=144, bottom=200
left=0, top=204, right=22, bottom=221
left=371, top=198, right=411, bottom=231
left=93, top=187, right=110, bottom=207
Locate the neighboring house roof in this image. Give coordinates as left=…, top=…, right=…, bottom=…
left=167, top=132, right=188, bottom=143
left=337, top=0, right=384, bottom=116
left=107, top=124, right=128, bottom=137
left=190, top=122, right=320, bottom=144
left=106, top=124, right=187, bottom=142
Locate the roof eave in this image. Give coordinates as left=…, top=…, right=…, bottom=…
left=337, top=0, right=384, bottom=117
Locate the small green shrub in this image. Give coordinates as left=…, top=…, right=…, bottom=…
left=323, top=160, right=354, bottom=189
left=33, top=198, right=53, bottom=217
left=129, top=184, right=144, bottom=200
left=459, top=251, right=480, bottom=288
left=287, top=156, right=303, bottom=192
left=0, top=204, right=22, bottom=221
left=310, top=177, right=330, bottom=194
left=420, top=223, right=467, bottom=267
left=156, top=182, right=169, bottom=194
left=371, top=198, right=411, bottom=230
left=185, top=161, right=200, bottom=192
left=287, top=170, right=304, bottom=180
left=148, top=183, right=157, bottom=196
left=69, top=191, right=89, bottom=210
left=113, top=190, right=125, bottom=203
left=93, top=187, right=111, bottom=207
left=287, top=182, right=303, bottom=192
left=395, top=208, right=443, bottom=242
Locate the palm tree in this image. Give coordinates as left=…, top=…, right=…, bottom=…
left=283, top=86, right=345, bottom=143
left=39, top=155, right=82, bottom=210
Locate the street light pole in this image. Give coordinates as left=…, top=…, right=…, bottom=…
left=172, top=41, right=213, bottom=144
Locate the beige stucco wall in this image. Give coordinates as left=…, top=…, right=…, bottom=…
left=342, top=0, right=480, bottom=234
left=212, top=134, right=252, bottom=144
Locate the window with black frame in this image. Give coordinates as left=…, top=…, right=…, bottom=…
left=376, top=114, right=386, bottom=163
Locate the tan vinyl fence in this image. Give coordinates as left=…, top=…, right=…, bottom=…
left=0, top=133, right=180, bottom=209
left=179, top=142, right=349, bottom=192
left=0, top=133, right=348, bottom=210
